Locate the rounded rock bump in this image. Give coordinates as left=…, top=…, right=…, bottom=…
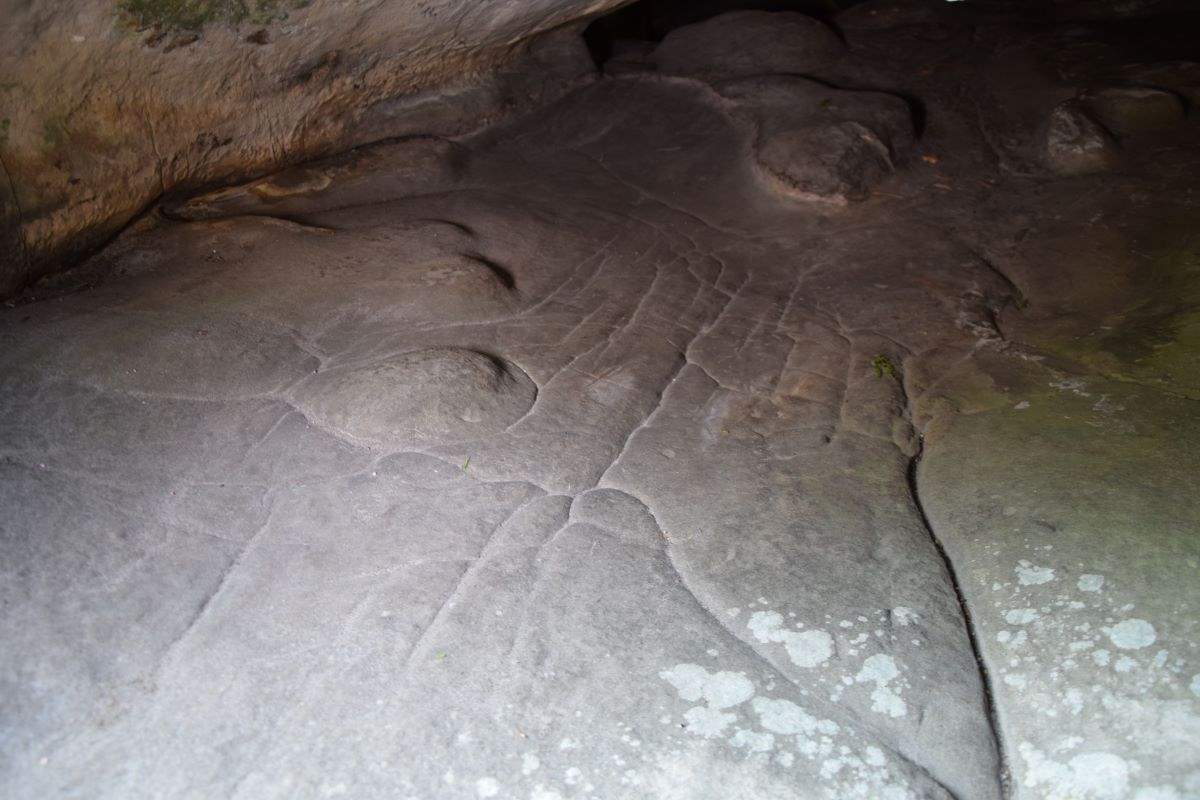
left=295, top=347, right=537, bottom=450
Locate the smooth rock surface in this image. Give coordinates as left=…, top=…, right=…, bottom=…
left=3, top=5, right=1199, bottom=800
left=295, top=348, right=538, bottom=450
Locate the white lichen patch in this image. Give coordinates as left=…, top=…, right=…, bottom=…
left=747, top=610, right=834, bottom=668
left=1103, top=619, right=1156, bottom=650
left=658, top=674, right=925, bottom=798
left=1005, top=608, right=1039, bottom=625
left=474, top=776, right=500, bottom=798
left=660, top=664, right=755, bottom=707
left=1134, top=787, right=1185, bottom=800
left=752, top=697, right=839, bottom=744
left=1016, top=560, right=1056, bottom=586
left=683, top=705, right=737, bottom=738
left=752, top=694, right=920, bottom=798
left=730, top=728, right=776, bottom=753
left=1064, top=688, right=1084, bottom=715
left=1004, top=673, right=1028, bottom=690
left=660, top=663, right=755, bottom=739
left=1019, top=743, right=1132, bottom=800
left=983, top=548, right=1193, bottom=797
left=854, top=654, right=907, bottom=718
left=864, top=746, right=887, bottom=767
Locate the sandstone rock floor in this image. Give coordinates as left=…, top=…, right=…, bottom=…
left=3, top=8, right=1199, bottom=800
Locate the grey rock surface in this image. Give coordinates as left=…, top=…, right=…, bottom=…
left=295, top=348, right=539, bottom=450
left=3, top=5, right=1200, bottom=800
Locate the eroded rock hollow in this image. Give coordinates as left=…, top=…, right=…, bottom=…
left=2, top=1, right=1199, bottom=799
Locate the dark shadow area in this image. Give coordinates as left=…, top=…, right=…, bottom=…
left=582, top=0, right=929, bottom=133
left=584, top=0, right=863, bottom=65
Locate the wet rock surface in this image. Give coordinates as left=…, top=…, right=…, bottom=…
left=2, top=4, right=1200, bottom=800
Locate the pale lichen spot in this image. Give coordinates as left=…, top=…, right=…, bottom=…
left=747, top=610, right=834, bottom=668
left=683, top=706, right=737, bottom=738
left=1103, top=618, right=1156, bottom=650
left=751, top=696, right=838, bottom=737
left=1019, top=743, right=1131, bottom=800
left=855, top=654, right=906, bottom=718
left=1005, top=608, right=1039, bottom=625
left=1016, top=560, right=1056, bottom=586
left=730, top=728, right=776, bottom=753
left=660, top=663, right=754, bottom=708
left=661, top=663, right=756, bottom=740
left=1134, top=788, right=1183, bottom=800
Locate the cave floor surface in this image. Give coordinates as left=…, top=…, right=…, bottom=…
left=3, top=13, right=1200, bottom=800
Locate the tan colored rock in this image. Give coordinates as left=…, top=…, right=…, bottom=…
left=0, top=0, right=614, bottom=297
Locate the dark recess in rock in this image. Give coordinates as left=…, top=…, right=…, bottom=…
left=583, top=0, right=863, bottom=65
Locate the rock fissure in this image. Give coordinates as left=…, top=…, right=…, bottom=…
left=906, top=435, right=1010, bottom=800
